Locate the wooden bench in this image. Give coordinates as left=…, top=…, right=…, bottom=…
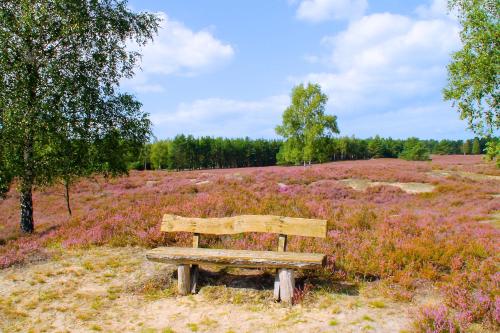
left=146, top=214, right=327, bottom=304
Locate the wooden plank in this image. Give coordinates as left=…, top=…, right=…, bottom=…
left=278, top=234, right=287, bottom=252
left=146, top=247, right=326, bottom=269
left=279, top=268, right=295, bottom=305
left=177, top=265, right=190, bottom=295
left=161, top=215, right=327, bottom=238
left=192, top=233, right=200, bottom=248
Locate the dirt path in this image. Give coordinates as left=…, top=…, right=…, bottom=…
left=0, top=247, right=437, bottom=333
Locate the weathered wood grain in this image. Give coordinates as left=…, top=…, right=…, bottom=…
left=192, top=233, right=200, bottom=248
left=275, top=234, right=287, bottom=301
left=273, top=273, right=280, bottom=301
left=278, top=234, right=287, bottom=252
left=161, top=214, right=327, bottom=238
left=146, top=247, right=326, bottom=269
left=177, top=265, right=190, bottom=295
left=279, top=268, right=295, bottom=304
left=191, top=233, right=200, bottom=294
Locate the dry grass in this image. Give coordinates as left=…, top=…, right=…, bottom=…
left=0, top=247, right=423, bottom=332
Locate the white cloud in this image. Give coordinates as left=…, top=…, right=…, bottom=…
left=292, top=0, right=462, bottom=137
left=296, top=0, right=368, bottom=22
left=124, top=12, right=234, bottom=93
left=415, top=0, right=450, bottom=19
left=140, top=13, right=234, bottom=76
left=151, top=95, right=289, bottom=138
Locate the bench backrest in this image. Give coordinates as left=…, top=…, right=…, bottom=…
left=161, top=214, right=328, bottom=239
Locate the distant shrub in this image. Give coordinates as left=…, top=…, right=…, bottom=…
left=399, top=138, right=430, bottom=161
left=128, top=161, right=146, bottom=171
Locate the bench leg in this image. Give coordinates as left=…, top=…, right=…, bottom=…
left=273, top=269, right=280, bottom=301
left=278, top=268, right=295, bottom=305
left=190, top=264, right=199, bottom=294
left=177, top=264, right=191, bottom=295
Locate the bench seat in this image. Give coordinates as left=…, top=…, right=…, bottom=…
left=146, top=247, right=326, bottom=270
left=148, top=214, right=328, bottom=303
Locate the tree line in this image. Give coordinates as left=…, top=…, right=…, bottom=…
left=129, top=135, right=488, bottom=170
left=131, top=135, right=282, bottom=170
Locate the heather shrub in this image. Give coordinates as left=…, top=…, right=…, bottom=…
left=414, top=305, right=461, bottom=333
left=292, top=283, right=313, bottom=305
left=348, top=207, right=377, bottom=230
left=0, top=156, right=498, bottom=330
left=443, top=257, right=500, bottom=329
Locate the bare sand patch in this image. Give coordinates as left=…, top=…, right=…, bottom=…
left=339, top=179, right=435, bottom=194
left=428, top=170, right=500, bottom=181
left=479, top=211, right=500, bottom=229
left=225, top=173, right=244, bottom=181
left=145, top=180, right=160, bottom=187
left=0, top=247, right=426, bottom=333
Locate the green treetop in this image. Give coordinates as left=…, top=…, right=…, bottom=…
left=463, top=139, right=472, bottom=154
left=443, top=0, right=499, bottom=136
left=399, top=138, right=430, bottom=161
left=150, top=140, right=170, bottom=170
left=472, top=137, right=482, bottom=154
left=276, top=83, right=339, bottom=165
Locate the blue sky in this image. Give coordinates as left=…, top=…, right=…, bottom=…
left=124, top=0, right=471, bottom=140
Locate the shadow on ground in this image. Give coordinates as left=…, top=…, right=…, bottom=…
left=176, top=267, right=360, bottom=296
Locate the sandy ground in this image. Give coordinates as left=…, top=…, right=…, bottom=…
left=338, top=179, right=435, bottom=194
left=479, top=211, right=500, bottom=228
left=427, top=170, right=500, bottom=182
left=0, top=247, right=440, bottom=333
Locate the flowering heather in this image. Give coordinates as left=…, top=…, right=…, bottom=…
left=0, top=155, right=499, bottom=330
left=414, top=305, right=461, bottom=333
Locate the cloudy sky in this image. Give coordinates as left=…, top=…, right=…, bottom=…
left=124, top=0, right=471, bottom=140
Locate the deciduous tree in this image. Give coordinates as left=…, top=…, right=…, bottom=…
left=443, top=0, right=499, bottom=136
left=150, top=140, right=170, bottom=170
left=276, top=83, right=339, bottom=165
left=472, top=137, right=482, bottom=154
left=463, top=139, right=472, bottom=154
left=0, top=0, right=158, bottom=232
